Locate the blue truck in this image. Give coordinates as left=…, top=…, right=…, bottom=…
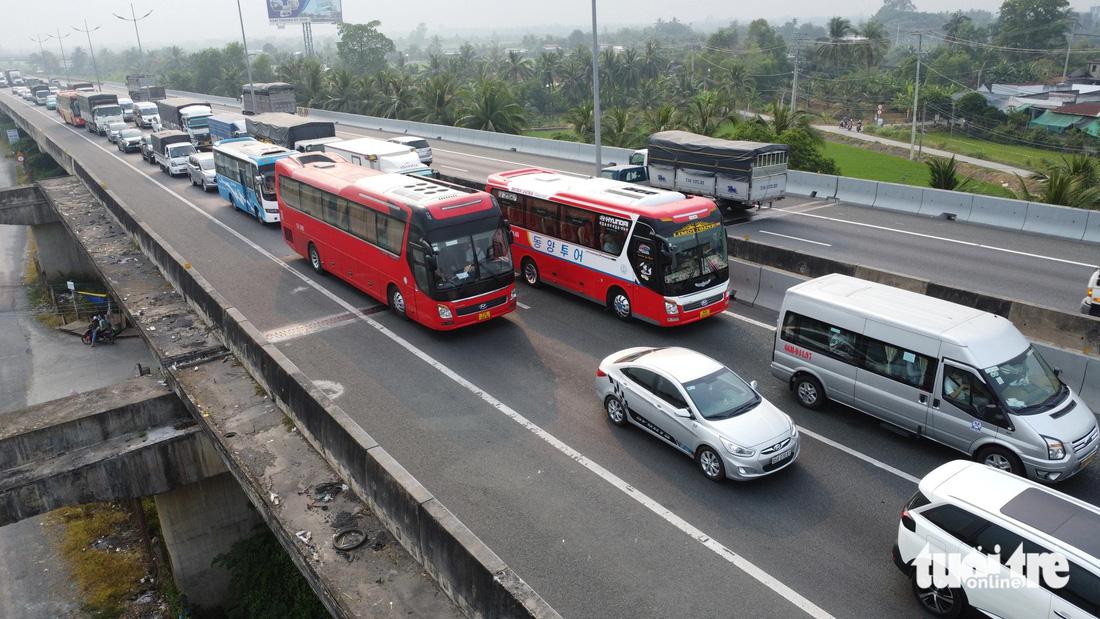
left=207, top=113, right=248, bottom=144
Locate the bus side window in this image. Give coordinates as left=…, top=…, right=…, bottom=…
left=347, top=202, right=376, bottom=244
left=529, top=199, right=560, bottom=238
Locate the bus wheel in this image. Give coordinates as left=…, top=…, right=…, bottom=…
left=608, top=288, right=632, bottom=322
left=308, top=243, right=324, bottom=275
left=388, top=285, right=408, bottom=320
left=521, top=258, right=542, bottom=288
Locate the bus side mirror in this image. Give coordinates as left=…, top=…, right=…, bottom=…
left=425, top=255, right=438, bottom=271
left=504, top=220, right=514, bottom=244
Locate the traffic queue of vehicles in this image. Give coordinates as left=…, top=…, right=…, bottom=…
left=7, top=81, right=1100, bottom=619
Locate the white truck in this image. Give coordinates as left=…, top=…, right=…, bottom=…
left=151, top=130, right=197, bottom=176
left=76, top=92, right=123, bottom=135
left=156, top=98, right=214, bottom=149
left=322, top=137, right=435, bottom=177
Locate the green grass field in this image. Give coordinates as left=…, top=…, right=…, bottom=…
left=822, top=141, right=1015, bottom=198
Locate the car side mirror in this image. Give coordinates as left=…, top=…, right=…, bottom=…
left=673, top=408, right=692, bottom=419
left=750, top=379, right=758, bottom=391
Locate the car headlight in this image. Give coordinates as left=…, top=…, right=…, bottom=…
left=664, top=300, right=679, bottom=315
left=788, top=415, right=799, bottom=438
left=1043, top=436, right=1065, bottom=460
left=437, top=304, right=453, bottom=319
left=721, top=437, right=754, bottom=457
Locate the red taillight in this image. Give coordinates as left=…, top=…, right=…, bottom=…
left=596, top=368, right=607, bottom=377
left=901, top=509, right=916, bottom=532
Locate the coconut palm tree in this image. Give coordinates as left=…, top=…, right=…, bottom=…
left=562, top=101, right=595, bottom=142
left=501, top=49, right=534, bottom=85
left=601, top=107, right=643, bottom=148
left=1014, top=162, right=1100, bottom=209
left=457, top=78, right=528, bottom=134
left=535, top=49, right=565, bottom=93
left=814, top=17, right=853, bottom=73
left=641, top=102, right=680, bottom=134
left=409, top=73, right=459, bottom=125
left=373, top=70, right=415, bottom=119
left=758, top=100, right=822, bottom=142
left=853, top=20, right=889, bottom=76
left=926, top=155, right=976, bottom=191
left=322, top=69, right=361, bottom=113
left=681, top=91, right=731, bottom=136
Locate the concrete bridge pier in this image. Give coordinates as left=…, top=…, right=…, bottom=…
left=155, top=472, right=265, bottom=606
left=0, top=185, right=96, bottom=280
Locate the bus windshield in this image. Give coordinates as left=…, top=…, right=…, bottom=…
left=982, top=346, right=1065, bottom=414
left=427, top=216, right=512, bottom=291
left=652, top=216, right=729, bottom=297
left=259, top=163, right=277, bottom=202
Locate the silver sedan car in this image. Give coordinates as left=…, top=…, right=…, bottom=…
left=596, top=346, right=800, bottom=481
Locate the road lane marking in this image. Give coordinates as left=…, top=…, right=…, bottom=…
left=721, top=309, right=921, bottom=484
left=32, top=104, right=834, bottom=618
left=517, top=302, right=531, bottom=310
left=758, top=230, right=832, bottom=246
left=789, top=211, right=1093, bottom=268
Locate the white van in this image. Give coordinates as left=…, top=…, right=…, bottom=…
left=771, top=274, right=1099, bottom=482
left=322, top=137, right=435, bottom=177
left=893, top=460, right=1100, bottom=618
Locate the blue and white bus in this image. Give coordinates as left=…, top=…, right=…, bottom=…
left=213, top=137, right=296, bottom=224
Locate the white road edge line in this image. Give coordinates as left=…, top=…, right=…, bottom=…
left=722, top=310, right=920, bottom=484
left=758, top=230, right=832, bottom=247
left=39, top=107, right=833, bottom=618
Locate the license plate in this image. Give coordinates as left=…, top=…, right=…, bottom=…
left=771, top=450, right=791, bottom=465
left=1081, top=452, right=1096, bottom=467
left=478, top=311, right=491, bottom=321
left=700, top=309, right=711, bottom=318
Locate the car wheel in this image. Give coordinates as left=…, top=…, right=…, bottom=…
left=608, top=288, right=632, bottom=322
left=521, top=258, right=541, bottom=288
left=976, top=445, right=1024, bottom=476
left=910, top=570, right=966, bottom=619
left=793, top=375, right=826, bottom=410
left=388, top=285, right=408, bottom=320
left=604, top=395, right=627, bottom=427
left=696, top=446, right=725, bottom=481
left=308, top=243, right=324, bottom=275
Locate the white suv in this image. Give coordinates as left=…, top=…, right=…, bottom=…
left=892, top=460, right=1100, bottom=618
left=387, top=136, right=433, bottom=165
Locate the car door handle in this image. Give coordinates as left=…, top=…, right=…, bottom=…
left=919, top=393, right=928, bottom=404
left=1054, top=611, right=1070, bottom=619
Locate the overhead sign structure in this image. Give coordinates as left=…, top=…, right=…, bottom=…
left=267, top=0, right=342, bottom=24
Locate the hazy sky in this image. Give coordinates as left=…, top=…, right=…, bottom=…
left=2, top=0, right=1096, bottom=55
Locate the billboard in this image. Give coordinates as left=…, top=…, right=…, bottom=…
left=267, top=0, right=342, bottom=25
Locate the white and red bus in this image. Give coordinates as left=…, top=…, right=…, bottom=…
left=276, top=153, right=517, bottom=329
left=56, top=90, right=83, bottom=127
left=486, top=168, right=730, bottom=326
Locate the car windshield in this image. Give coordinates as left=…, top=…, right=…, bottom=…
left=427, top=216, right=512, bottom=290
left=200, top=157, right=215, bottom=170
left=982, top=346, right=1064, bottom=413
left=139, top=104, right=157, bottom=113
left=187, top=117, right=208, bottom=129
left=110, top=123, right=127, bottom=132
left=120, top=129, right=141, bottom=138
left=682, top=367, right=760, bottom=420
left=652, top=216, right=729, bottom=296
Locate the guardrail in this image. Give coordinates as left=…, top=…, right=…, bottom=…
left=788, top=170, right=1100, bottom=243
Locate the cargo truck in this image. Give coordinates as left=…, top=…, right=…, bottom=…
left=151, top=130, right=196, bottom=176
left=76, top=92, right=122, bottom=134
left=140, top=86, right=166, bottom=101
left=207, top=113, right=249, bottom=144
left=125, top=74, right=157, bottom=101
left=245, top=112, right=337, bottom=152
left=67, top=81, right=93, bottom=91
left=157, top=97, right=213, bottom=149
left=240, top=82, right=296, bottom=115
left=321, top=137, right=434, bottom=177
left=603, top=131, right=789, bottom=212
left=4, top=70, right=23, bottom=87
left=31, top=84, right=51, bottom=105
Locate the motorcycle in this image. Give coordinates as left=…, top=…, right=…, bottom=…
left=81, top=319, right=120, bottom=346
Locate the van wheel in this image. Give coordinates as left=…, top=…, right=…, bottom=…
left=793, top=375, right=825, bottom=410
left=521, top=258, right=541, bottom=288
left=388, top=285, right=408, bottom=320
left=608, top=288, right=632, bottom=322
left=307, top=243, right=324, bottom=275
left=910, top=570, right=965, bottom=618
left=696, top=446, right=725, bottom=481
left=976, top=446, right=1024, bottom=476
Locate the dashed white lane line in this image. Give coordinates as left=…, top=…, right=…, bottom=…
left=27, top=103, right=833, bottom=617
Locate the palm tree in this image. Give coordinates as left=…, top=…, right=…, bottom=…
left=535, top=50, right=564, bottom=93
left=457, top=79, right=528, bottom=134
left=759, top=100, right=822, bottom=142
left=322, top=69, right=361, bottom=113
left=1014, top=163, right=1100, bottom=209
left=641, top=102, right=680, bottom=134
left=717, top=61, right=755, bottom=113
left=640, top=39, right=667, bottom=82
left=561, top=101, right=595, bottom=142
left=681, top=92, right=731, bottom=136
left=501, top=49, right=534, bottom=84
left=814, top=17, right=853, bottom=73
left=167, top=46, right=187, bottom=71
left=942, top=12, right=971, bottom=46
left=409, top=73, right=459, bottom=125
left=853, top=20, right=889, bottom=76
left=601, top=107, right=642, bottom=148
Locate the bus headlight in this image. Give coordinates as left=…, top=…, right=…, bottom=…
left=664, top=301, right=679, bottom=315
left=437, top=304, right=453, bottom=320
left=510, top=288, right=517, bottom=301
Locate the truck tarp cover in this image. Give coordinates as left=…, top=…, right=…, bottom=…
left=647, top=131, right=788, bottom=181
left=244, top=82, right=293, bottom=94
left=246, top=112, right=334, bottom=147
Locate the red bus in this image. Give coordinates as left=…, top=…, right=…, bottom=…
left=56, top=90, right=83, bottom=127
left=486, top=168, right=730, bottom=326
left=276, top=153, right=517, bottom=329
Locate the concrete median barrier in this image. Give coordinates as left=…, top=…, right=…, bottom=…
left=729, top=261, right=761, bottom=306
left=872, top=183, right=924, bottom=214
left=968, top=195, right=1026, bottom=230
left=1022, top=201, right=1088, bottom=241
left=1084, top=211, right=1100, bottom=244
left=786, top=171, right=837, bottom=200
left=834, top=177, right=879, bottom=207
left=918, top=187, right=974, bottom=219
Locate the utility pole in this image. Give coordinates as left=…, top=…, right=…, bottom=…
left=790, top=33, right=808, bottom=111
left=29, top=34, right=48, bottom=72
left=1062, top=20, right=1076, bottom=83
left=237, top=0, right=257, bottom=114
left=114, top=4, right=152, bottom=74
left=590, top=0, right=602, bottom=175
left=49, top=29, right=72, bottom=86
left=908, top=31, right=923, bottom=161
left=73, top=21, right=103, bottom=92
